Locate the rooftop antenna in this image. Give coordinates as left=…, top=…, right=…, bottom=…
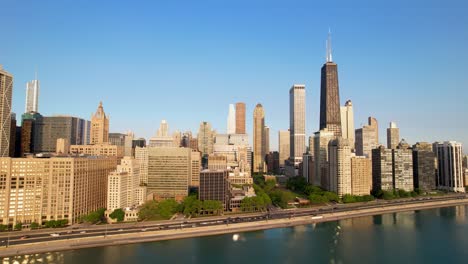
left=326, top=28, right=333, bottom=62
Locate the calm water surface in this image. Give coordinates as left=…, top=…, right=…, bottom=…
left=3, top=205, right=468, bottom=264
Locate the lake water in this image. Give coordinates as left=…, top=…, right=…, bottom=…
left=3, top=205, right=468, bottom=264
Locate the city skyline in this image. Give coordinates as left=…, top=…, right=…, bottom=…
left=2, top=1, right=468, bottom=152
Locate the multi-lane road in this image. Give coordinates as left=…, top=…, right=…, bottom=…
left=0, top=194, right=466, bottom=248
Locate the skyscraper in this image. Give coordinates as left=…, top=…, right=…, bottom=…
left=340, top=100, right=355, bottom=148
left=235, top=102, right=246, bottom=134
left=412, top=142, right=436, bottom=192
left=253, top=104, right=265, bottom=173
left=0, top=66, right=13, bottom=157
left=227, top=104, right=236, bottom=134
left=387, top=122, right=400, bottom=149
left=264, top=126, right=270, bottom=155
left=314, top=128, right=335, bottom=188
left=329, top=138, right=352, bottom=197
left=149, top=120, right=174, bottom=147
left=25, top=79, right=39, bottom=113
left=368, top=117, right=379, bottom=144
left=278, top=130, right=290, bottom=168
left=434, top=141, right=465, bottom=193
left=355, top=117, right=379, bottom=158
left=289, top=84, right=306, bottom=164
left=90, top=102, right=109, bottom=144
left=319, top=31, right=342, bottom=137
left=393, top=140, right=414, bottom=192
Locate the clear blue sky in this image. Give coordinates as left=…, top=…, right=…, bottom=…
left=2, top=0, right=467, bottom=151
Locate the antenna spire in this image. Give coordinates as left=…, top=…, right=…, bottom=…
left=326, top=28, right=333, bottom=62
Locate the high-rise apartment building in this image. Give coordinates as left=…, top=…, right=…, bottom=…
left=135, top=146, right=148, bottom=184
left=199, top=170, right=229, bottom=210
left=227, top=104, right=236, bottom=134
left=434, top=141, right=465, bottom=193
left=368, top=117, right=379, bottom=144
left=319, top=32, right=342, bottom=137
left=351, top=156, right=372, bottom=195
left=278, top=130, right=290, bottom=168
left=412, top=142, right=436, bottom=192
left=393, top=140, right=414, bottom=192
left=355, top=117, right=379, bottom=158
left=90, top=102, right=109, bottom=145
left=253, top=104, right=266, bottom=173
left=198, top=122, right=215, bottom=156
left=147, top=147, right=191, bottom=201
left=25, top=79, right=39, bottom=113
left=0, top=156, right=117, bottom=226
left=372, top=146, right=394, bottom=192
left=313, top=128, right=335, bottom=188
left=235, top=102, right=246, bottom=134
left=191, top=151, right=201, bottom=187
left=289, top=84, right=306, bottom=165
left=107, top=157, right=144, bottom=211
left=387, top=122, right=400, bottom=149
left=340, top=100, right=354, bottom=148
left=0, top=66, right=13, bottom=157
left=329, top=138, right=352, bottom=197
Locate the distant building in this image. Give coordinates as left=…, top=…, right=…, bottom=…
left=135, top=146, right=148, bottom=185
left=9, top=113, right=16, bottom=157
left=198, top=122, right=216, bottom=156
left=340, top=100, right=355, bottom=148
left=0, top=156, right=117, bottom=226
left=70, top=144, right=123, bottom=157
left=199, top=170, right=230, bottom=210
left=0, top=66, right=13, bottom=157
left=149, top=120, right=175, bottom=147
left=56, top=138, right=70, bottom=154
left=147, top=147, right=192, bottom=201
left=107, top=157, right=144, bottom=211
left=392, top=140, right=413, bottom=192
left=278, top=130, right=290, bottom=168
left=253, top=104, right=266, bottom=173
left=264, top=126, right=270, bottom=155
left=314, top=128, right=335, bottom=188
left=329, top=138, right=352, bottom=197
left=266, top=151, right=279, bottom=174
left=412, top=142, right=436, bottom=192
left=372, top=146, right=394, bottom=192
left=355, top=117, right=379, bottom=158
left=434, top=141, right=465, bottom=193
left=387, top=122, right=400, bottom=149
left=208, top=155, right=228, bottom=171
left=227, top=104, right=236, bottom=134
left=191, top=151, right=201, bottom=187
left=302, top=154, right=314, bottom=184
left=90, top=102, right=109, bottom=145
left=235, top=102, right=246, bottom=134
left=25, top=79, right=39, bottom=113
left=289, top=84, right=306, bottom=165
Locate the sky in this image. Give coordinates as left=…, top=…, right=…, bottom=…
left=2, top=0, right=468, bottom=152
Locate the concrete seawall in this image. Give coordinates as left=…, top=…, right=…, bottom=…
left=1, top=198, right=468, bottom=258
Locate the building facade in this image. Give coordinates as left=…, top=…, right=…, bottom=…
left=412, top=142, right=436, bottom=192
left=198, top=122, right=215, bottom=156
left=235, top=102, right=246, bottom=134
left=0, top=66, right=13, bottom=157
left=289, top=84, right=306, bottom=165
left=340, top=100, right=355, bottom=148
left=351, top=156, right=372, bottom=195
left=90, top=102, right=109, bottom=145
left=355, top=118, right=379, bottom=158
left=278, top=130, right=290, bottom=168
left=329, top=138, right=352, bottom=197
left=434, top=141, right=465, bottom=192
left=25, top=79, right=39, bottom=113
left=372, top=146, right=394, bottom=192
left=199, top=170, right=229, bottom=210
left=387, top=122, right=400, bottom=149
left=253, top=104, right=266, bottom=173
left=314, top=128, right=335, bottom=188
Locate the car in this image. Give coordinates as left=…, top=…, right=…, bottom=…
left=50, top=233, right=60, bottom=237
left=20, top=235, right=30, bottom=240
left=141, top=229, right=147, bottom=232
left=66, top=231, right=72, bottom=234
left=80, top=231, right=86, bottom=234
left=118, top=229, right=123, bottom=231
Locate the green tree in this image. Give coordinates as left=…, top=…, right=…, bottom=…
left=309, top=194, right=328, bottom=204
left=30, top=222, right=39, bottom=230
left=157, top=199, right=179, bottom=219
left=82, top=208, right=106, bottom=224
left=342, top=194, right=356, bottom=203
left=138, top=200, right=160, bottom=221
left=383, top=191, right=395, bottom=200
left=109, top=208, right=125, bottom=222
left=323, top=192, right=339, bottom=202
left=0, top=225, right=7, bottom=231
left=286, top=176, right=308, bottom=193
left=202, top=200, right=223, bottom=215
left=180, top=195, right=202, bottom=217
left=14, top=222, right=22, bottom=230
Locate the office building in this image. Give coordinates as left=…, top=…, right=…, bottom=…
left=199, top=170, right=229, bottom=210
left=264, top=126, right=270, bottom=155
left=302, top=154, right=314, bottom=184
left=387, top=122, right=400, bottom=149
left=266, top=151, right=279, bottom=174
left=90, top=102, right=109, bottom=145
left=253, top=104, right=266, bottom=172
left=0, top=66, right=13, bottom=157
left=147, top=147, right=191, bottom=201
left=135, top=146, right=148, bottom=185
left=278, top=130, right=290, bottom=168
left=434, top=141, right=465, bottom=192
left=0, top=156, right=117, bottom=226
left=289, top=84, right=306, bottom=164
left=235, top=102, right=246, bottom=134
left=70, top=144, right=123, bottom=157
left=9, top=113, right=16, bottom=157
left=191, top=151, right=201, bottom=187
left=208, top=155, right=228, bottom=171
left=412, top=142, right=436, bottom=192
left=329, top=138, right=352, bottom=197
left=340, top=100, right=354, bottom=148
left=227, top=104, right=236, bottom=134
left=198, top=122, right=215, bottom=156
left=107, top=157, right=143, bottom=211
left=313, top=128, right=335, bottom=187
left=319, top=32, right=342, bottom=137
left=149, top=120, right=175, bottom=147
left=351, top=156, right=372, bottom=195
left=25, top=79, right=39, bottom=113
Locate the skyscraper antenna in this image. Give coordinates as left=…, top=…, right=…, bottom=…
left=326, top=29, right=333, bottom=62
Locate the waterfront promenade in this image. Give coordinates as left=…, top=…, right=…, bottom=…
left=1, top=195, right=467, bottom=258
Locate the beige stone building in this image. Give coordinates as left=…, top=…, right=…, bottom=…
left=340, top=100, right=355, bottom=148
left=0, top=156, right=117, bottom=226
left=0, top=66, right=13, bottom=157
left=90, top=102, right=109, bottom=145
left=278, top=130, right=290, bottom=168
left=351, top=156, right=372, bottom=195
left=208, top=155, right=227, bottom=171
left=355, top=118, right=379, bottom=158
left=135, top=146, right=148, bottom=184
left=198, top=122, right=215, bottom=156
left=329, top=138, right=352, bottom=197
left=107, top=157, right=143, bottom=211
left=191, top=151, right=201, bottom=187
left=313, top=128, right=335, bottom=188
left=69, top=144, right=123, bottom=157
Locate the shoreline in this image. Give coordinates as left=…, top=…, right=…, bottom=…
left=1, top=198, right=468, bottom=258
